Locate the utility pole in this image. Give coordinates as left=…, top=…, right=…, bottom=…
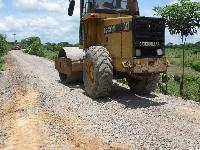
left=13, top=33, right=16, bottom=43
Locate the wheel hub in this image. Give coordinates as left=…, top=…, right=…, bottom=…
left=85, top=58, right=94, bottom=82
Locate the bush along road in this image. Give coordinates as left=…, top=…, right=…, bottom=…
left=0, top=50, right=200, bottom=149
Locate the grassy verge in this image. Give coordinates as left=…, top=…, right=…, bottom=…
left=0, top=34, right=9, bottom=72
left=21, top=37, right=76, bottom=61
left=0, top=50, right=9, bottom=72
left=43, top=50, right=58, bottom=60
left=166, top=48, right=200, bottom=72
left=24, top=48, right=58, bottom=60
left=0, top=56, right=5, bottom=72
left=157, top=72, right=200, bottom=102
left=156, top=47, right=200, bottom=102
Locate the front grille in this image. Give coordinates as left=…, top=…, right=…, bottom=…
left=133, top=17, right=165, bottom=57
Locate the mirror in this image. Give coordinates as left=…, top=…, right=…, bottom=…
left=68, top=0, right=75, bottom=16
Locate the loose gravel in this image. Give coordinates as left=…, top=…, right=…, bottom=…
left=1, top=50, right=200, bottom=150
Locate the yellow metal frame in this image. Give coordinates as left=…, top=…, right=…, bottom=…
left=80, top=13, right=167, bottom=75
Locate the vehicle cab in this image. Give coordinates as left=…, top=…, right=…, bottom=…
left=69, top=0, right=167, bottom=75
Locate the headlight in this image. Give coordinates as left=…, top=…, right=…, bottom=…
left=136, top=49, right=141, bottom=56
left=157, top=49, right=163, bottom=56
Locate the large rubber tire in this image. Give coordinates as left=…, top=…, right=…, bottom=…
left=127, top=74, right=160, bottom=94
left=59, top=72, right=67, bottom=84
left=59, top=72, right=82, bottom=84
left=83, top=46, right=113, bottom=98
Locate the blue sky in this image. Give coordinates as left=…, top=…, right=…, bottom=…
left=0, top=0, right=199, bottom=44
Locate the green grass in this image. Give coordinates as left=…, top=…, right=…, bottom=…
left=157, top=48, right=200, bottom=102
left=43, top=50, right=58, bottom=60
left=0, top=50, right=7, bottom=72
left=166, top=48, right=200, bottom=72
left=21, top=37, right=78, bottom=61
left=24, top=48, right=58, bottom=60
left=157, top=72, right=200, bottom=102
left=167, top=79, right=180, bottom=96
left=0, top=57, right=4, bottom=71
left=0, top=56, right=5, bottom=72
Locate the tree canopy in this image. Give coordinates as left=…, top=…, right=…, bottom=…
left=0, top=34, right=8, bottom=56
left=153, top=0, right=200, bottom=38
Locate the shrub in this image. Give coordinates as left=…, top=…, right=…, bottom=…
left=0, top=57, right=4, bottom=71
left=174, top=74, right=181, bottom=83
left=190, top=61, right=200, bottom=72
left=157, top=72, right=200, bottom=102
left=22, top=37, right=46, bottom=57
left=44, top=43, right=62, bottom=52
left=0, top=34, right=8, bottom=71
left=0, top=34, right=8, bottom=56
left=20, top=37, right=79, bottom=60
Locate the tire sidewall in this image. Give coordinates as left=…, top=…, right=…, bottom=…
left=83, top=46, right=113, bottom=98
left=83, top=50, right=98, bottom=96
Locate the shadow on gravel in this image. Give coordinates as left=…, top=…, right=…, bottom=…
left=95, top=83, right=167, bottom=109
left=58, top=81, right=167, bottom=109
left=58, top=80, right=84, bottom=90
left=66, top=83, right=84, bottom=90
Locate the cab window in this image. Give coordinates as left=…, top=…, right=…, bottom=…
left=95, top=0, right=128, bottom=10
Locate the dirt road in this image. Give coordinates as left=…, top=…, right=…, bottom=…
left=0, top=50, right=200, bottom=150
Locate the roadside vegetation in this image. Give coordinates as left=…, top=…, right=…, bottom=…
left=20, top=37, right=78, bottom=60
left=157, top=42, right=200, bottom=102
left=166, top=43, right=200, bottom=72
left=0, top=34, right=9, bottom=72
left=154, top=0, right=200, bottom=101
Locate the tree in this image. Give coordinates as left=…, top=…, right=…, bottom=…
left=58, top=42, right=70, bottom=47
left=0, top=34, right=8, bottom=56
left=21, top=37, right=44, bottom=56
left=166, top=42, right=174, bottom=48
left=153, top=0, right=200, bottom=97
left=21, top=37, right=41, bottom=49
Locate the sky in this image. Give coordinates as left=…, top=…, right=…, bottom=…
left=0, top=0, right=199, bottom=44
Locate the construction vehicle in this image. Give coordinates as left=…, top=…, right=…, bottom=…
left=12, top=41, right=21, bottom=50
left=55, top=0, right=168, bottom=98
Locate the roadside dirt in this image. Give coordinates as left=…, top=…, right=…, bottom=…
left=0, top=55, right=129, bottom=150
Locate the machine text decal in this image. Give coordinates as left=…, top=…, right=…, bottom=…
left=139, top=42, right=160, bottom=47
left=104, top=21, right=132, bottom=34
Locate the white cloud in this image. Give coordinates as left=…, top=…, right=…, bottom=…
left=0, top=15, right=27, bottom=32
left=0, top=0, right=80, bottom=43
left=0, top=14, right=79, bottom=43
left=13, top=0, right=80, bottom=18
left=0, top=0, right=4, bottom=8
left=13, top=0, right=73, bottom=13
left=29, top=17, right=59, bottom=29
left=7, top=0, right=80, bottom=43
left=13, top=0, right=63, bottom=12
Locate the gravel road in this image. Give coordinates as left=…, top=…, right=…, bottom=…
left=0, top=50, right=200, bottom=150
